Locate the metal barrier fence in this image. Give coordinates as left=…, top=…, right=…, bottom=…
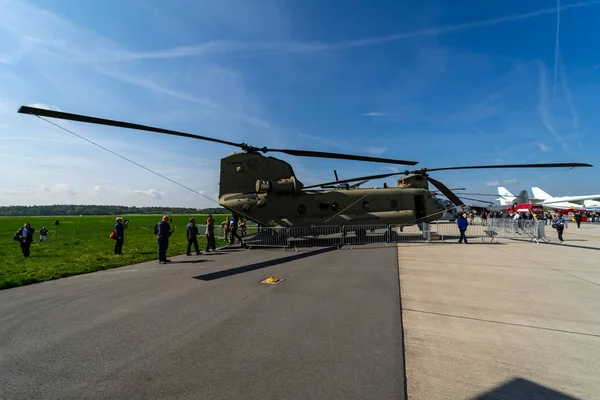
left=222, top=220, right=549, bottom=249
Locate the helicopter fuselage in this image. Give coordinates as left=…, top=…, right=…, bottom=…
left=220, top=186, right=447, bottom=227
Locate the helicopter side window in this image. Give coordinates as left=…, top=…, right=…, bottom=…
left=297, top=204, right=307, bottom=214
left=390, top=200, right=398, bottom=209
left=362, top=201, right=371, bottom=211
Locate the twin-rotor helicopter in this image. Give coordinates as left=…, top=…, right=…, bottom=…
left=18, top=105, right=592, bottom=228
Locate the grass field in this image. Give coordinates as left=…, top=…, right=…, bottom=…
left=0, top=214, right=234, bottom=290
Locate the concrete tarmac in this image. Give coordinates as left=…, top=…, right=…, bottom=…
left=399, top=222, right=600, bottom=399
left=0, top=245, right=405, bottom=400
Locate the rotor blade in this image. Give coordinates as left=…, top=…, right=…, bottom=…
left=423, top=162, right=592, bottom=173
left=334, top=170, right=339, bottom=181
left=458, top=196, right=495, bottom=205
left=304, top=171, right=401, bottom=189
left=270, top=149, right=418, bottom=166
left=428, top=177, right=465, bottom=207
left=18, top=105, right=244, bottom=148
left=349, top=179, right=370, bottom=188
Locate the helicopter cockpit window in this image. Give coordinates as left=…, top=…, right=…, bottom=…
left=297, top=204, right=307, bottom=214
left=390, top=199, right=398, bottom=209
left=362, top=201, right=371, bottom=211
left=331, top=202, right=339, bottom=212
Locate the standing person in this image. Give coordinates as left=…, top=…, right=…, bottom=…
left=551, top=211, right=568, bottom=242
left=114, top=217, right=125, bottom=255
left=205, top=214, right=216, bottom=252
left=481, top=211, right=488, bottom=226
left=457, top=213, right=469, bottom=244
left=39, top=226, right=48, bottom=242
left=16, top=223, right=34, bottom=257
left=156, top=215, right=175, bottom=264
left=221, top=216, right=231, bottom=241
left=186, top=218, right=201, bottom=256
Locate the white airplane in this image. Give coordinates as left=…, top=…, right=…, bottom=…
left=531, top=187, right=600, bottom=210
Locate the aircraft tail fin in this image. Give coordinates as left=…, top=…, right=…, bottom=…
left=516, top=190, right=529, bottom=204
left=497, top=187, right=515, bottom=205
left=531, top=187, right=553, bottom=200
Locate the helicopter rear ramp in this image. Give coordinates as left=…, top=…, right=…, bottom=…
left=0, top=245, right=405, bottom=400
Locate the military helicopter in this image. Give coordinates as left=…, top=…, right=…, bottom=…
left=18, top=105, right=592, bottom=228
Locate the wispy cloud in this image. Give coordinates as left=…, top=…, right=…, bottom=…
left=113, top=1, right=600, bottom=60
left=538, top=143, right=551, bottom=152
left=40, top=183, right=76, bottom=196
left=553, top=0, right=561, bottom=97
left=132, top=189, right=165, bottom=199
left=502, top=179, right=518, bottom=185
left=537, top=61, right=572, bottom=155
left=361, top=112, right=389, bottom=117
left=92, top=185, right=106, bottom=193
left=485, top=181, right=500, bottom=187
left=365, top=147, right=388, bottom=156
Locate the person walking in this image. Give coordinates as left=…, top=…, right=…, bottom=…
left=230, top=212, right=243, bottom=244
left=39, top=226, right=48, bottom=242
left=205, top=214, right=216, bottom=252
left=16, top=223, right=34, bottom=257
left=114, top=217, right=125, bottom=254
left=156, top=215, right=175, bottom=264
left=457, top=213, right=469, bottom=244
left=221, top=216, right=231, bottom=241
left=186, top=218, right=201, bottom=255
left=574, top=212, right=582, bottom=229
left=551, top=211, right=568, bottom=242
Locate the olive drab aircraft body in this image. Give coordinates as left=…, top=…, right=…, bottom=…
left=17, top=105, right=593, bottom=228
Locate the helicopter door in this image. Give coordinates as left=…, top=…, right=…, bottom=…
left=414, top=195, right=426, bottom=221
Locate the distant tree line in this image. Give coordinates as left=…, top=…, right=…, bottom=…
left=0, top=205, right=231, bottom=217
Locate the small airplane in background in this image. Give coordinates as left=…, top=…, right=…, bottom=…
left=531, top=187, right=600, bottom=210
left=496, top=187, right=600, bottom=211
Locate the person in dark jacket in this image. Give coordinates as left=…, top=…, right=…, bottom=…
left=456, top=213, right=469, bottom=244
left=16, top=222, right=34, bottom=257
left=551, top=212, right=568, bottom=242
left=157, top=215, right=175, bottom=264
left=114, top=217, right=125, bottom=254
left=186, top=218, right=201, bottom=255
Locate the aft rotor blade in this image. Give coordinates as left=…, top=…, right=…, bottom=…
left=18, top=106, right=243, bottom=148
left=424, top=162, right=592, bottom=173
left=304, top=171, right=401, bottom=189
left=270, top=149, right=418, bottom=166
left=429, top=177, right=465, bottom=207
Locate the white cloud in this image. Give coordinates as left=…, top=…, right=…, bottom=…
left=132, top=189, right=164, bottom=199
left=92, top=185, right=106, bottom=192
left=485, top=181, right=500, bottom=187
left=502, top=179, right=518, bottom=185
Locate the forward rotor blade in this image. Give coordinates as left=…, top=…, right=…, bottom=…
left=429, top=177, right=465, bottom=207
left=304, top=171, right=401, bottom=189
left=424, top=162, right=592, bottom=173
left=18, top=106, right=245, bottom=148
left=271, top=149, right=418, bottom=166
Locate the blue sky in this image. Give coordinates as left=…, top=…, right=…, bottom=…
left=1, top=0, right=599, bottom=208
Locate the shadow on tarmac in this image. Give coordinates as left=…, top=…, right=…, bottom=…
left=193, top=246, right=338, bottom=281
left=470, top=377, right=581, bottom=400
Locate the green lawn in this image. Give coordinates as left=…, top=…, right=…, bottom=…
left=0, top=214, right=232, bottom=290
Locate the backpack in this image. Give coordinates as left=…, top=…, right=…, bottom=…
left=153, top=223, right=159, bottom=235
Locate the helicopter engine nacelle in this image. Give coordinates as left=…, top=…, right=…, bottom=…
left=255, top=177, right=303, bottom=195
